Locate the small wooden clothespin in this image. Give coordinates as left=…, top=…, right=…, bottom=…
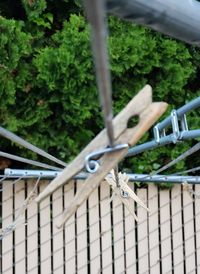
left=35, top=85, right=167, bottom=228
left=106, top=170, right=149, bottom=219
left=105, top=170, right=149, bottom=221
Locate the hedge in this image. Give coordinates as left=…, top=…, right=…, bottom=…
left=0, top=0, right=199, bottom=176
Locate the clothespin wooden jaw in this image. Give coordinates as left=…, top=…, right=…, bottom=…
left=106, top=170, right=149, bottom=221
left=35, top=85, right=167, bottom=228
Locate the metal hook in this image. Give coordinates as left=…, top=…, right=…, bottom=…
left=121, top=189, right=129, bottom=198
left=85, top=143, right=129, bottom=173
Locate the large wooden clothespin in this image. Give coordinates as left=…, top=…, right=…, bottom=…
left=35, top=85, right=167, bottom=227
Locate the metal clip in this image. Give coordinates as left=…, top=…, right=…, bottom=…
left=180, top=114, right=188, bottom=132
left=85, top=143, right=129, bottom=173
left=171, top=110, right=180, bottom=142
left=153, top=124, right=160, bottom=143
left=121, top=189, right=129, bottom=198
left=161, top=129, right=166, bottom=138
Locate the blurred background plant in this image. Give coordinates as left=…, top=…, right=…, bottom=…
left=0, top=0, right=199, bottom=178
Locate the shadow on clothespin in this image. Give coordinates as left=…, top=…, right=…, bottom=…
left=35, top=85, right=168, bottom=228
left=105, top=170, right=149, bottom=221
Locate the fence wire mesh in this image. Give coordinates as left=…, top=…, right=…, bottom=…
left=0, top=178, right=200, bottom=274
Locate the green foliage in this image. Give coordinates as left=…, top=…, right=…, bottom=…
left=0, top=0, right=200, bottom=182
left=22, top=0, right=47, bottom=20
left=0, top=16, right=32, bottom=123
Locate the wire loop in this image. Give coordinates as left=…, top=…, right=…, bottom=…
left=85, top=143, right=129, bottom=173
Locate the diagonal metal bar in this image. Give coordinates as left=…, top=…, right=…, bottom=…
left=156, top=96, right=200, bottom=133
left=0, top=126, right=67, bottom=167
left=150, top=142, right=200, bottom=175
left=84, top=0, right=115, bottom=147
left=84, top=0, right=123, bottom=186
left=173, top=166, right=200, bottom=176
left=128, top=96, right=200, bottom=157
left=0, top=151, right=62, bottom=171
left=106, top=0, right=200, bottom=47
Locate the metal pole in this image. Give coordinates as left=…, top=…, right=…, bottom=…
left=0, top=126, right=67, bottom=167
left=84, top=0, right=115, bottom=147
left=106, top=0, right=200, bottom=47
left=157, top=97, right=200, bottom=132
left=4, top=169, right=200, bottom=184
left=127, top=130, right=200, bottom=157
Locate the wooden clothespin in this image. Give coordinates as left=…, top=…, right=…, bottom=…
left=35, top=85, right=167, bottom=228
left=105, top=170, right=149, bottom=221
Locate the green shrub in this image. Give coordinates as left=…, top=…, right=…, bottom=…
left=0, top=0, right=199, bottom=176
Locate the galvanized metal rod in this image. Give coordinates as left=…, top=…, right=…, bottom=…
left=106, top=0, right=200, bottom=47
left=127, top=129, right=200, bottom=157
left=4, top=169, right=200, bottom=184
left=127, top=94, right=200, bottom=157
left=150, top=142, right=200, bottom=175
left=157, top=96, right=200, bottom=132
left=128, top=174, right=200, bottom=184
left=127, top=135, right=173, bottom=157
left=181, top=130, right=200, bottom=140
left=0, top=151, right=62, bottom=171
left=84, top=0, right=122, bottom=186
left=84, top=0, right=115, bottom=147
left=0, top=126, right=67, bottom=167
left=173, top=166, right=200, bottom=176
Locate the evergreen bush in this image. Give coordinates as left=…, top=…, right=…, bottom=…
left=0, top=0, right=199, bottom=175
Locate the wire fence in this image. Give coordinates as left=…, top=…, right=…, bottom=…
left=1, top=178, right=200, bottom=274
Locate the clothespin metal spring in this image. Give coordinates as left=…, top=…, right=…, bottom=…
left=85, top=143, right=129, bottom=173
